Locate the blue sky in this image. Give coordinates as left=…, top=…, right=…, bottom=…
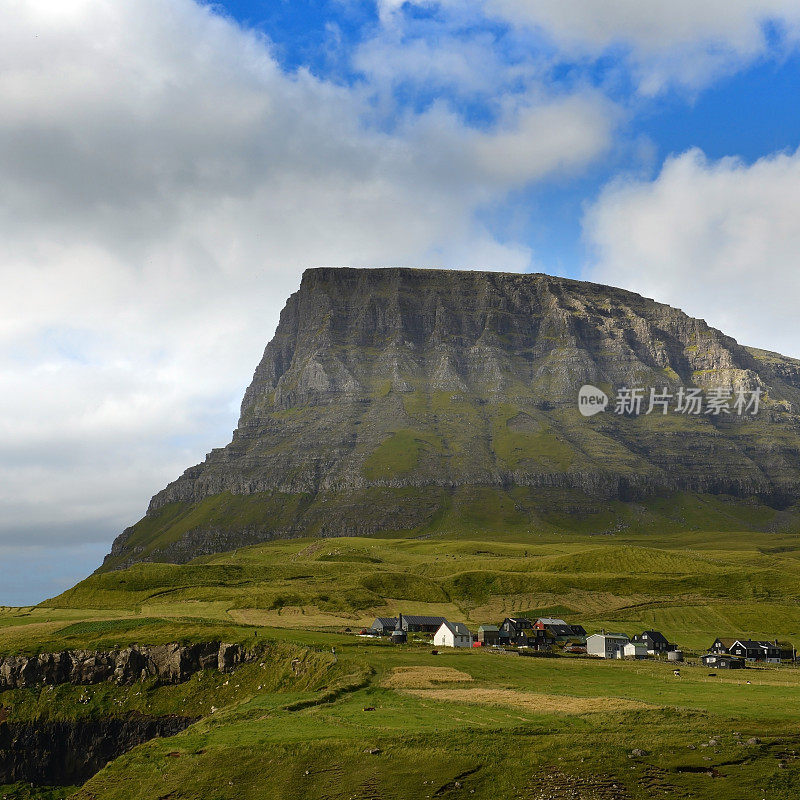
left=2, top=0, right=800, bottom=604
left=206, top=0, right=800, bottom=278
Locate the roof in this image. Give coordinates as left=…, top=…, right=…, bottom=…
left=641, top=630, right=669, bottom=644
left=714, top=637, right=737, bottom=648
left=537, top=618, right=568, bottom=626
left=546, top=624, right=576, bottom=637
left=589, top=632, right=629, bottom=641
left=734, top=639, right=779, bottom=649
left=570, top=624, right=587, bottom=635
left=504, top=617, right=534, bottom=628
left=478, top=625, right=500, bottom=632
left=372, top=617, right=396, bottom=627
left=440, top=621, right=471, bottom=636
left=403, top=615, right=448, bottom=626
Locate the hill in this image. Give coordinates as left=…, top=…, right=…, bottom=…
left=103, top=267, right=800, bottom=569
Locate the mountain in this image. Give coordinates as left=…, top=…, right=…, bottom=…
left=102, top=267, right=800, bottom=570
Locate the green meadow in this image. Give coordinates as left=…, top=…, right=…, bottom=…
left=4, top=529, right=800, bottom=798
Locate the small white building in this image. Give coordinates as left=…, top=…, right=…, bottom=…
left=586, top=633, right=629, bottom=659
left=622, top=642, right=648, bottom=659
left=434, top=621, right=473, bottom=649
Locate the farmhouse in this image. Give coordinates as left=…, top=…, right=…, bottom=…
left=370, top=617, right=396, bottom=636
left=534, top=618, right=587, bottom=642
left=434, top=621, right=473, bottom=649
left=400, top=615, right=448, bottom=633
left=370, top=615, right=448, bottom=636
left=729, top=640, right=782, bottom=663
left=499, top=619, right=551, bottom=648
left=632, top=630, right=676, bottom=655
left=709, top=637, right=736, bottom=654
left=500, top=618, right=533, bottom=643
left=477, top=625, right=500, bottom=646
left=586, top=633, right=629, bottom=659
left=709, top=638, right=784, bottom=663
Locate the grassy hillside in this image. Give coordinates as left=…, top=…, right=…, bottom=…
left=100, top=487, right=800, bottom=570
left=38, top=529, right=800, bottom=654
left=5, top=530, right=800, bottom=799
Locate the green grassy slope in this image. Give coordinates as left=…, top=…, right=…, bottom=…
left=100, top=487, right=800, bottom=571
left=6, top=531, right=800, bottom=799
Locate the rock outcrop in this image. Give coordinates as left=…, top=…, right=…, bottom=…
left=103, top=268, right=800, bottom=568
left=0, top=642, right=251, bottom=690
left=0, top=715, right=195, bottom=785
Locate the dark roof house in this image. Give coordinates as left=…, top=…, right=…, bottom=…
left=477, top=625, right=500, bottom=644
left=400, top=615, right=448, bottom=633
left=632, top=630, right=676, bottom=653
left=728, top=640, right=781, bottom=662
left=500, top=618, right=534, bottom=634
left=370, top=615, right=448, bottom=635
left=370, top=617, right=397, bottom=635
left=710, top=638, right=783, bottom=662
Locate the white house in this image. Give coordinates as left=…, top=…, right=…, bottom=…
left=434, top=621, right=473, bottom=648
left=622, top=642, right=648, bottom=659
left=586, top=633, right=629, bottom=659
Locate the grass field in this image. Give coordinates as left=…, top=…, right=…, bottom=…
left=4, top=530, right=800, bottom=798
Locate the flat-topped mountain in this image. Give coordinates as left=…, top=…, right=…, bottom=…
left=103, top=267, right=800, bottom=569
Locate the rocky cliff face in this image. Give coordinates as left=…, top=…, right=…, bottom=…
left=0, top=715, right=195, bottom=785
left=0, top=642, right=251, bottom=690
left=104, top=268, right=800, bottom=568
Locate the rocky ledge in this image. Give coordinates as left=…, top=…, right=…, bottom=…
left=0, top=641, right=252, bottom=690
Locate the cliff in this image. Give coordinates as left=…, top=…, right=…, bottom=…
left=0, top=642, right=251, bottom=689
left=103, top=267, right=800, bottom=568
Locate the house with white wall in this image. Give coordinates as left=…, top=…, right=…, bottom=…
left=434, top=621, right=473, bottom=648
left=586, top=633, right=629, bottom=659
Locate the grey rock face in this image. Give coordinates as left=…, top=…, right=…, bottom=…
left=0, top=642, right=251, bottom=690
left=102, top=267, right=800, bottom=568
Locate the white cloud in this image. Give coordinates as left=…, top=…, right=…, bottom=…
left=585, top=147, right=800, bottom=359
left=0, top=0, right=613, bottom=577
left=389, top=0, right=800, bottom=92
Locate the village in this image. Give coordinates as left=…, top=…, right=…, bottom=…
left=364, top=614, right=796, bottom=669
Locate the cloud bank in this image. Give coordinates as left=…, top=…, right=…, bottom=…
left=383, top=0, right=800, bottom=92
left=0, top=0, right=613, bottom=578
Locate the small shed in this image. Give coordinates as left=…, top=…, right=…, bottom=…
left=434, top=621, right=473, bottom=649
left=667, top=649, right=683, bottom=662
left=477, top=625, right=500, bottom=646
left=622, top=642, right=648, bottom=659
left=702, top=653, right=744, bottom=669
